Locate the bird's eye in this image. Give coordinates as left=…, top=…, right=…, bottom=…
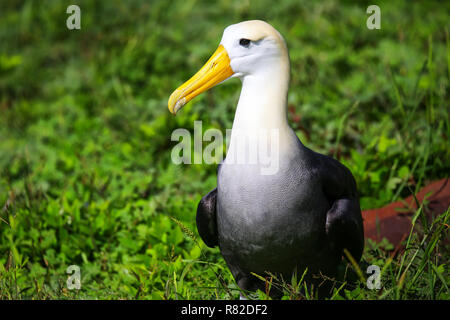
left=239, top=38, right=251, bottom=47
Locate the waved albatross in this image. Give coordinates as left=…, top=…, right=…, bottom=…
left=168, top=20, right=364, bottom=297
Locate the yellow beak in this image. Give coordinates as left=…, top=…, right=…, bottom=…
left=168, top=45, right=234, bottom=114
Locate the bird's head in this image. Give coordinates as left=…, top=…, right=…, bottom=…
left=168, top=20, right=289, bottom=114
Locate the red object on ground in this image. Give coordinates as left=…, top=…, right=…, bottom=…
left=362, top=178, right=449, bottom=246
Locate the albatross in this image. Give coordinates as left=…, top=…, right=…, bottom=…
left=168, top=20, right=364, bottom=297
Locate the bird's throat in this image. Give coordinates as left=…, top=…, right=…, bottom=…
left=226, top=65, right=296, bottom=167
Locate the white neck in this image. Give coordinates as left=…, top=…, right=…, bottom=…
left=233, top=62, right=289, bottom=130
left=226, top=60, right=300, bottom=163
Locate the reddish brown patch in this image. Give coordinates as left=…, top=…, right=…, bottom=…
left=288, top=104, right=311, bottom=141
left=362, top=178, right=450, bottom=246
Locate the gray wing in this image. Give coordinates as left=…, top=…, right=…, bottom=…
left=317, top=153, right=364, bottom=262
left=196, top=188, right=218, bottom=248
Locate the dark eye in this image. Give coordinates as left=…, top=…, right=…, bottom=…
left=239, top=38, right=251, bottom=47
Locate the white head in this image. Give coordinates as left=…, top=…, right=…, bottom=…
left=220, top=20, right=290, bottom=79
left=168, top=20, right=290, bottom=114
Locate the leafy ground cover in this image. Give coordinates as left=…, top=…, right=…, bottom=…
left=0, top=0, right=448, bottom=299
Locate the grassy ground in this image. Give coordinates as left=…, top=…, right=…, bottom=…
left=0, top=0, right=449, bottom=299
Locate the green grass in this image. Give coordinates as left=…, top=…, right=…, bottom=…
left=0, top=0, right=449, bottom=299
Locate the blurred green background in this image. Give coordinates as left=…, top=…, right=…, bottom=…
left=0, top=0, right=448, bottom=299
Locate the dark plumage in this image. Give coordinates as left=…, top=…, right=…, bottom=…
left=197, top=146, right=364, bottom=297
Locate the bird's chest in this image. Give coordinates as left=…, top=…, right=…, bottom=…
left=216, top=161, right=326, bottom=250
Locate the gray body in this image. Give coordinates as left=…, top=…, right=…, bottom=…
left=196, top=135, right=364, bottom=296
left=218, top=142, right=328, bottom=275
